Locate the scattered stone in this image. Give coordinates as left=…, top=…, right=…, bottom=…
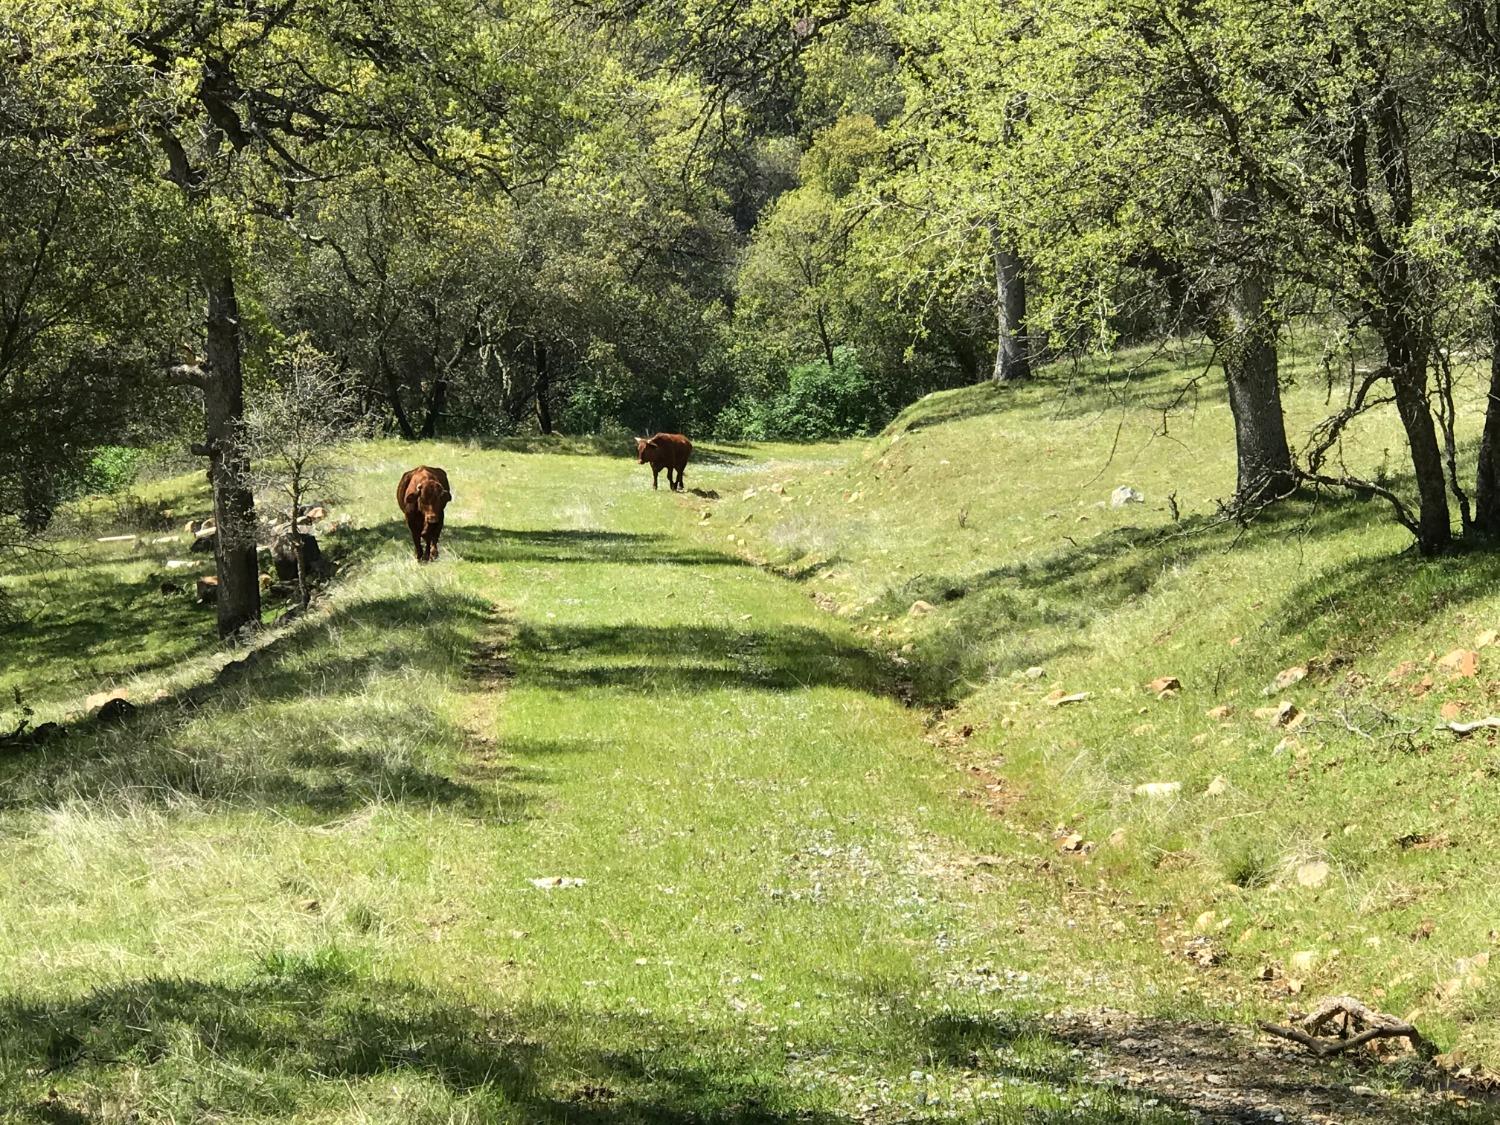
left=1296, top=860, right=1331, bottom=889
left=1133, top=781, right=1182, bottom=799
left=96, top=697, right=136, bottom=724
left=1024, top=666, right=1046, bottom=679
left=908, top=600, right=935, bottom=617
left=1268, top=665, right=1307, bottom=692
left=1288, top=950, right=1320, bottom=973
left=1147, top=675, right=1182, bottom=697
left=1438, top=648, right=1481, bottom=677
left=1057, top=833, right=1087, bottom=853
left=95, top=534, right=137, bottom=543
left=1046, top=690, right=1089, bottom=707
left=1205, top=775, right=1229, bottom=797
left=530, top=876, right=587, bottom=889
left=1478, top=629, right=1499, bottom=649
left=1254, top=700, right=1300, bottom=728
left=1206, top=705, right=1233, bottom=721
left=1110, top=485, right=1144, bottom=507
left=196, top=575, right=219, bottom=604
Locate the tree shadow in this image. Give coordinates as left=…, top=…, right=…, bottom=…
left=511, top=621, right=893, bottom=696
left=0, top=590, right=532, bottom=823
left=0, top=971, right=1292, bottom=1125
left=339, top=522, right=752, bottom=570
left=871, top=491, right=1387, bottom=703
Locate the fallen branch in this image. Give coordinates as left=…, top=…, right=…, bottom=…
left=1258, top=995, right=1435, bottom=1059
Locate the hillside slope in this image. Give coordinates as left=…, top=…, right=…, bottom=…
left=710, top=338, right=1500, bottom=1064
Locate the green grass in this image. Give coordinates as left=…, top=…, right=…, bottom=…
left=714, top=329, right=1500, bottom=1066
left=10, top=339, right=1500, bottom=1120
left=0, top=440, right=1209, bottom=1124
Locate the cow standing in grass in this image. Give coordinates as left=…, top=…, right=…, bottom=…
left=397, top=466, right=452, bottom=562
left=636, top=433, right=692, bottom=492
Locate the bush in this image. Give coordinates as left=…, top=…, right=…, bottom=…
left=714, top=348, right=887, bottom=441
left=82, top=446, right=147, bottom=495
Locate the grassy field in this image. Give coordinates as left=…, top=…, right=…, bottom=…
left=6, top=339, right=1500, bottom=1121
left=2, top=441, right=1208, bottom=1124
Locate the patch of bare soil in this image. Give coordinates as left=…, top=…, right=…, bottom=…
left=1052, top=1007, right=1491, bottom=1123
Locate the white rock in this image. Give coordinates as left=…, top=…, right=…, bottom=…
left=1110, top=486, right=1144, bottom=508
left=1133, top=781, right=1182, bottom=799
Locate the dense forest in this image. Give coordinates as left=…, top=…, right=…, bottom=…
left=15, top=0, right=1500, bottom=619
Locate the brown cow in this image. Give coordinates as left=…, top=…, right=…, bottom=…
left=396, top=466, right=452, bottom=562
left=636, top=433, right=692, bottom=492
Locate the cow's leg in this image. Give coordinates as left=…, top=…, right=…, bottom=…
left=407, top=509, right=425, bottom=561
left=427, top=516, right=443, bottom=560
left=676, top=466, right=686, bottom=491
left=652, top=465, right=660, bottom=490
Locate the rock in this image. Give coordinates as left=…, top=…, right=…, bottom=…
left=1024, top=666, right=1046, bottom=679
left=1437, top=649, right=1481, bottom=677
left=1133, top=781, right=1182, bottom=799
left=95, top=534, right=137, bottom=543
left=185, top=519, right=203, bottom=535
left=1110, top=485, right=1144, bottom=507
left=272, top=531, right=324, bottom=583
left=908, top=600, right=935, bottom=617
left=96, top=697, right=136, bottom=724
left=196, top=575, right=219, bottom=603
left=304, top=505, right=328, bottom=521
left=1205, top=775, right=1229, bottom=797
left=1147, top=675, right=1182, bottom=696
left=1046, top=690, right=1089, bottom=707
left=1106, top=828, right=1128, bottom=848
left=1057, top=833, right=1087, bottom=853
left=1478, top=629, right=1499, bottom=649
left=1296, top=860, right=1331, bottom=888
left=1270, top=665, right=1307, bottom=691
left=1288, top=949, right=1320, bottom=973
left=530, top=876, right=587, bottom=889
left=1253, top=700, right=1300, bottom=728
left=189, top=531, right=216, bottom=554
left=85, top=688, right=128, bottom=712
left=165, top=559, right=198, bottom=570
left=1206, top=705, right=1233, bottom=721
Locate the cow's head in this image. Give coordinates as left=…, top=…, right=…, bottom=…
left=636, top=436, right=656, bottom=463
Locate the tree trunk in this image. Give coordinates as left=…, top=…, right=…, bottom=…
left=1210, top=272, right=1295, bottom=503
left=1473, top=297, right=1500, bottom=536
left=202, top=269, right=261, bottom=637
left=992, top=228, right=1031, bottom=382
left=534, top=339, right=553, bottom=435
left=379, top=348, right=416, bottom=439
left=421, top=369, right=447, bottom=438
left=1385, top=323, right=1451, bottom=555
left=815, top=306, right=836, bottom=369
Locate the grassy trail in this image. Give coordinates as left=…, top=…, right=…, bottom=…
left=0, top=440, right=1491, bottom=1122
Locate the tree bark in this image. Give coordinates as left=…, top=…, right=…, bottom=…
left=202, top=268, right=261, bottom=637
left=1384, top=320, right=1451, bottom=555
left=534, top=339, right=553, bottom=435
left=378, top=348, right=417, bottom=439
left=992, top=228, right=1031, bottom=383
left=1209, top=271, right=1295, bottom=503
left=1473, top=297, right=1500, bottom=536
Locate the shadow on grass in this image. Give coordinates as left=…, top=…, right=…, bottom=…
left=0, top=590, right=531, bottom=823
left=0, top=970, right=1261, bottom=1125
left=886, top=347, right=1229, bottom=437
left=340, top=522, right=752, bottom=570
left=874, top=491, right=1388, bottom=703
left=511, top=621, right=893, bottom=696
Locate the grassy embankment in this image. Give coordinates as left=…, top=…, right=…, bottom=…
left=717, top=330, right=1500, bottom=1064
